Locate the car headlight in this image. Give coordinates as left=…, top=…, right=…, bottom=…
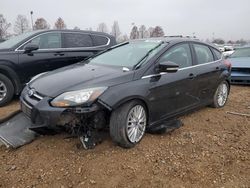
left=50, top=87, right=107, bottom=107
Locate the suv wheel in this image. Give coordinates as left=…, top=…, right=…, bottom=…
left=110, top=100, right=147, bottom=148
left=0, top=73, right=14, bottom=107
left=211, top=81, right=229, bottom=108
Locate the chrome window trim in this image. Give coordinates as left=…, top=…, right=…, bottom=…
left=15, top=31, right=110, bottom=52
left=141, top=58, right=222, bottom=79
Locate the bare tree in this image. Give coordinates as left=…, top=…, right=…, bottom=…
left=148, top=27, right=154, bottom=37
left=85, top=27, right=93, bottom=31
left=97, top=22, right=108, bottom=33
left=117, top=34, right=129, bottom=43
left=139, top=25, right=147, bottom=39
left=73, top=26, right=80, bottom=30
left=34, top=18, right=50, bottom=30
left=111, top=21, right=121, bottom=40
left=212, top=38, right=225, bottom=45
left=14, top=15, right=30, bottom=34
left=54, top=17, right=66, bottom=29
left=130, top=25, right=139, bottom=39
left=0, top=14, right=11, bottom=40
left=151, top=26, right=165, bottom=37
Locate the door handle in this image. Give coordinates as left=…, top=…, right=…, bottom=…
left=188, top=73, right=196, bottom=79
left=215, top=66, right=219, bottom=70
left=54, top=52, right=65, bottom=56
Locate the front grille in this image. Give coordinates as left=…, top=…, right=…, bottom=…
left=21, top=88, right=44, bottom=118
left=21, top=100, right=32, bottom=118
left=232, top=67, right=250, bottom=74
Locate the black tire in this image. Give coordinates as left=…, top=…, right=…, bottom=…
left=0, top=73, right=14, bottom=107
left=211, top=81, right=229, bottom=108
left=109, top=100, right=147, bottom=148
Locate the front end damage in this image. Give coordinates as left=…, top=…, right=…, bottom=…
left=0, top=87, right=112, bottom=149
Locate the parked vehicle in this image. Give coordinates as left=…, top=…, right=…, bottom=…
left=0, top=30, right=116, bottom=106
left=20, top=38, right=231, bottom=148
left=227, top=47, right=250, bottom=85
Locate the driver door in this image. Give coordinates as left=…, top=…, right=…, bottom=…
left=147, top=43, right=200, bottom=122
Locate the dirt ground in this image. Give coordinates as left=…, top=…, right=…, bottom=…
left=0, top=86, right=249, bottom=188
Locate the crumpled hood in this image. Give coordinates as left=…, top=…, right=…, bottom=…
left=29, top=63, right=133, bottom=97
left=228, top=57, right=250, bottom=68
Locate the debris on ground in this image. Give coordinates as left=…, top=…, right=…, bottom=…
left=0, top=86, right=249, bottom=188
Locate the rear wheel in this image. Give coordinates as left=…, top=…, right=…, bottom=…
left=211, top=81, right=229, bottom=108
left=110, top=100, right=147, bottom=148
left=0, top=73, right=14, bottom=107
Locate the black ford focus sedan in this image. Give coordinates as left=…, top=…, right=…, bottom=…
left=20, top=37, right=231, bottom=148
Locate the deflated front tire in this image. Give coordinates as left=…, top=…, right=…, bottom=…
left=109, top=100, right=147, bottom=148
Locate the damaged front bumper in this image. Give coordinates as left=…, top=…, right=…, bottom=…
left=20, top=87, right=110, bottom=131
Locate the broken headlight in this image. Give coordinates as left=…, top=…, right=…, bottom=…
left=51, top=87, right=107, bottom=107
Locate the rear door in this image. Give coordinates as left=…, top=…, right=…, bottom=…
left=61, top=32, right=96, bottom=64
left=146, top=42, right=200, bottom=122
left=191, top=43, right=222, bottom=102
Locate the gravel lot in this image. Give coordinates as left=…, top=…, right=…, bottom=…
left=0, top=86, right=249, bottom=188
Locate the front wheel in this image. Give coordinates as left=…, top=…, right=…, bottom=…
left=0, top=73, right=14, bottom=107
left=211, top=81, right=229, bottom=108
left=109, top=100, right=147, bottom=148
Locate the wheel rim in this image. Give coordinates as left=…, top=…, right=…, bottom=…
left=217, top=83, right=228, bottom=107
left=0, top=81, right=7, bottom=102
left=126, top=105, right=146, bottom=143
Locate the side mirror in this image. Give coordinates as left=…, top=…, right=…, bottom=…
left=24, top=44, right=39, bottom=53
left=158, top=61, right=179, bottom=73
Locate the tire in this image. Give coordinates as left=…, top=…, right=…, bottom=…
left=109, top=100, right=147, bottom=148
left=0, top=73, right=14, bottom=107
left=211, top=81, right=229, bottom=108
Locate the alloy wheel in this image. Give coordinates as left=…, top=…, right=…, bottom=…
left=0, top=81, right=7, bottom=102
left=126, top=105, right=146, bottom=143
left=217, top=82, right=228, bottom=107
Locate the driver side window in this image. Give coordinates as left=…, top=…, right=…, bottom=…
left=22, top=33, right=62, bottom=50
left=158, top=43, right=192, bottom=68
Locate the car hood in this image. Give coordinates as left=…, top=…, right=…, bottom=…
left=228, top=57, right=250, bottom=68
left=29, top=63, right=134, bottom=97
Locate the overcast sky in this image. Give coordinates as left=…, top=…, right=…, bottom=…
left=1, top=0, right=250, bottom=40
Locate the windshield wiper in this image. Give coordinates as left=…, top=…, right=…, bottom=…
left=133, top=41, right=164, bottom=70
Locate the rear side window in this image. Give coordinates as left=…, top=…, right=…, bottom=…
left=193, top=44, right=214, bottom=64
left=158, top=43, right=192, bottom=68
left=63, top=33, right=93, bottom=48
left=92, top=35, right=109, bottom=46
left=212, top=48, right=222, bottom=60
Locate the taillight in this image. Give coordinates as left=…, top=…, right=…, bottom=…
left=224, top=59, right=231, bottom=68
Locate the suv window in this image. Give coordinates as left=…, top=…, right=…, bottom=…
left=212, top=48, right=222, bottom=60
left=23, top=33, right=62, bottom=49
left=92, top=35, right=109, bottom=46
left=193, top=44, right=214, bottom=64
left=158, top=43, right=192, bottom=68
left=64, top=33, right=93, bottom=48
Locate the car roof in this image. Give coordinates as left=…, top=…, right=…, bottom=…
left=34, top=29, right=114, bottom=38
left=131, top=37, right=219, bottom=49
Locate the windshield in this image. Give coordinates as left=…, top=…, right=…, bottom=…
left=0, top=31, right=40, bottom=49
left=88, top=40, right=165, bottom=68
left=230, top=48, right=250, bottom=58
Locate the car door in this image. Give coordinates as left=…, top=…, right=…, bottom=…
left=61, top=32, right=96, bottom=64
left=17, top=32, right=68, bottom=83
left=146, top=43, right=200, bottom=122
left=191, top=43, right=222, bottom=102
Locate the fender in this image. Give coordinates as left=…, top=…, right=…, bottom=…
left=220, top=69, right=231, bottom=90
left=0, top=64, right=22, bottom=94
